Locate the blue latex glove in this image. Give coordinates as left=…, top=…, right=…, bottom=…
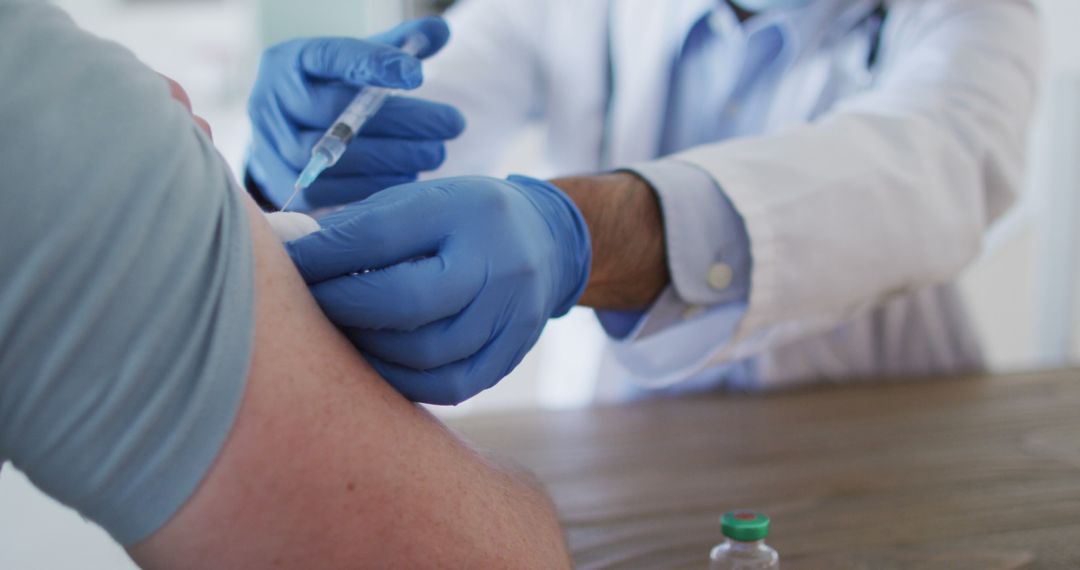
left=247, top=17, right=466, bottom=211
left=286, top=175, right=592, bottom=405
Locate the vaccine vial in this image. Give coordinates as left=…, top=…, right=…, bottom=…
left=708, top=511, right=780, bottom=569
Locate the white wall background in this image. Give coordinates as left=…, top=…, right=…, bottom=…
left=2, top=0, right=1079, bottom=567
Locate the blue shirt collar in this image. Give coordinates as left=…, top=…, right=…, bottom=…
left=673, top=0, right=884, bottom=62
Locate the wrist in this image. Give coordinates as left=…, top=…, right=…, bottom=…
left=550, top=171, right=669, bottom=310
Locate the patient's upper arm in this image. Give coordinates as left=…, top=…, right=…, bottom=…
left=0, top=3, right=567, bottom=566
left=128, top=194, right=569, bottom=569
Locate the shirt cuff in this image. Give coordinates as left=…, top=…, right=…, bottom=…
left=595, top=159, right=753, bottom=342
left=631, top=158, right=752, bottom=306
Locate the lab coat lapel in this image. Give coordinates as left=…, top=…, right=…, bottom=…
left=606, top=0, right=690, bottom=166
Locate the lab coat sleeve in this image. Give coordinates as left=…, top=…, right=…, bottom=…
left=614, top=0, right=1041, bottom=381
left=596, top=159, right=752, bottom=339
left=414, top=0, right=549, bottom=177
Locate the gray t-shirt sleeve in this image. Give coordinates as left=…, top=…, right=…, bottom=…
left=0, top=0, right=254, bottom=545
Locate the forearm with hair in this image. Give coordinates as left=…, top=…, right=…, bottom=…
left=551, top=172, right=670, bottom=310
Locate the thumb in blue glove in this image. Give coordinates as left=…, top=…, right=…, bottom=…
left=286, top=175, right=592, bottom=405
left=247, top=17, right=466, bottom=211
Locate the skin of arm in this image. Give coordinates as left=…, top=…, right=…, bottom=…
left=126, top=194, right=571, bottom=569
left=553, top=173, right=671, bottom=312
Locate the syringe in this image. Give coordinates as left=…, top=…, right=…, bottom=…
left=282, top=32, right=430, bottom=211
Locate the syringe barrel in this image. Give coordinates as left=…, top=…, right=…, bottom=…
left=305, top=32, right=430, bottom=173
left=400, top=32, right=430, bottom=57
left=323, top=30, right=428, bottom=145
left=334, top=87, right=392, bottom=137
left=311, top=132, right=347, bottom=167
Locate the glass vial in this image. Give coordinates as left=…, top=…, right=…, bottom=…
left=708, top=511, right=780, bottom=570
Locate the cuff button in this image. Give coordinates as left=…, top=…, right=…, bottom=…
left=707, top=262, right=734, bottom=291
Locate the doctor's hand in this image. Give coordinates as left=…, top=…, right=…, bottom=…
left=286, top=176, right=592, bottom=405
left=247, top=17, right=466, bottom=211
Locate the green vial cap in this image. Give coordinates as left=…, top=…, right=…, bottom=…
left=721, top=511, right=770, bottom=541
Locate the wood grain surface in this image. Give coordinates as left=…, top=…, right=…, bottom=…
left=449, top=369, right=1080, bottom=569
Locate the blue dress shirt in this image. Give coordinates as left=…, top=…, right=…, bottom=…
left=599, top=2, right=802, bottom=392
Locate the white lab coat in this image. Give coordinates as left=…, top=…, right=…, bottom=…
left=417, top=0, right=1041, bottom=392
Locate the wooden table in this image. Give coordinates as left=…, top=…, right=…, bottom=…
left=450, top=369, right=1080, bottom=569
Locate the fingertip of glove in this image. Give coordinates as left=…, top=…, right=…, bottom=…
left=444, top=105, right=467, bottom=137
left=410, top=16, right=451, bottom=57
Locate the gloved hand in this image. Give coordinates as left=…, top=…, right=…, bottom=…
left=247, top=17, right=466, bottom=211
left=286, top=175, right=592, bottom=405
